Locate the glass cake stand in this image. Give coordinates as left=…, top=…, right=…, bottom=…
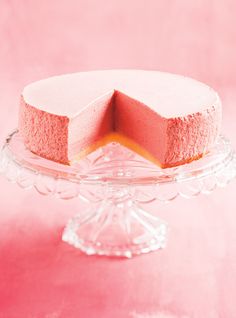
left=1, top=130, right=236, bottom=258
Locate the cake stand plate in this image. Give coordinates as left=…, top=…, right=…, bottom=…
left=1, top=130, right=236, bottom=258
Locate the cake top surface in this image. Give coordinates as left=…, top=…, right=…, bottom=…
left=22, top=70, right=220, bottom=118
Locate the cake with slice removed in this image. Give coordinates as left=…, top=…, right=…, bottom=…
left=19, top=70, right=222, bottom=168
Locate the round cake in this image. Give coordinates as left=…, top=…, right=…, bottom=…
left=19, top=70, right=222, bottom=168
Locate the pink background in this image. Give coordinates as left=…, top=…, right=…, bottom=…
left=0, top=1, right=236, bottom=317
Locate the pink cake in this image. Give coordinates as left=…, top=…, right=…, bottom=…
left=19, top=70, right=222, bottom=168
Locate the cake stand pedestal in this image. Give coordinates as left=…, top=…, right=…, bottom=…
left=1, top=130, right=236, bottom=258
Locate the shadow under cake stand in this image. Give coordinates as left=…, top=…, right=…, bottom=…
left=1, top=130, right=236, bottom=258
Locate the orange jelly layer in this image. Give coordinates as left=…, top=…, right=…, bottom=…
left=72, top=132, right=204, bottom=169
left=72, top=132, right=164, bottom=167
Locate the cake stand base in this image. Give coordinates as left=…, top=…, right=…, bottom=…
left=62, top=186, right=167, bottom=257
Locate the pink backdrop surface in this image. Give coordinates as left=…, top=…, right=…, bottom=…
left=0, top=1, right=236, bottom=317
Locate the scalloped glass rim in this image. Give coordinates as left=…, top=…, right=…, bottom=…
left=2, top=129, right=235, bottom=186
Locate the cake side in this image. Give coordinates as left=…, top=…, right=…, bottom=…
left=165, top=104, right=222, bottom=167
left=19, top=97, right=70, bottom=164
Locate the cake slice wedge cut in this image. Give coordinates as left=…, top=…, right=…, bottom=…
left=19, top=70, right=222, bottom=168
